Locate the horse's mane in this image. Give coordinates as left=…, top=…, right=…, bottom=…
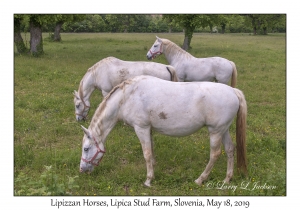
left=90, top=79, right=132, bottom=132
left=94, top=82, right=122, bottom=118
left=87, top=56, right=117, bottom=73
left=161, top=38, right=193, bottom=59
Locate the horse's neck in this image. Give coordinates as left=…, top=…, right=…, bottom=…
left=163, top=42, right=193, bottom=66
left=89, top=91, right=121, bottom=143
left=80, top=71, right=96, bottom=101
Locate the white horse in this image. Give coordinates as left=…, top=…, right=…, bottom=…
left=146, top=36, right=237, bottom=87
left=73, top=56, right=178, bottom=121
left=79, top=75, right=247, bottom=187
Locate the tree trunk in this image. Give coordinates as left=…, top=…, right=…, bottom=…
left=14, top=18, right=27, bottom=54
left=251, top=16, right=257, bottom=35
left=30, top=21, right=43, bottom=56
left=182, top=27, right=194, bottom=51
left=263, top=27, right=267, bottom=35
left=54, top=22, right=64, bottom=41
left=221, top=24, right=226, bottom=34
left=253, top=26, right=257, bottom=35
left=182, top=36, right=189, bottom=51
left=209, top=24, right=213, bottom=33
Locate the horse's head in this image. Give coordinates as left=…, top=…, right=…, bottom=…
left=79, top=125, right=106, bottom=173
left=146, top=36, right=164, bottom=60
left=73, top=90, right=90, bottom=121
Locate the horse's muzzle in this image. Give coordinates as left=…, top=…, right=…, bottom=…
left=80, top=165, right=94, bottom=173
left=146, top=55, right=153, bottom=60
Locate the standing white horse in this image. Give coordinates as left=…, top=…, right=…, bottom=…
left=79, top=75, right=247, bottom=187
left=146, top=36, right=237, bottom=87
left=73, top=56, right=178, bottom=121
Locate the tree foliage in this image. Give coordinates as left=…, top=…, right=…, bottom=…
left=163, top=14, right=217, bottom=50
left=163, top=14, right=285, bottom=49
left=52, top=15, right=86, bottom=41
left=105, top=15, right=153, bottom=32
left=243, top=14, right=286, bottom=35
left=14, top=14, right=286, bottom=56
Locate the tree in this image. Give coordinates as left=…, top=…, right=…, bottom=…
left=259, top=14, right=286, bottom=34
left=29, top=15, right=44, bottom=56
left=105, top=14, right=133, bottom=32
left=14, top=15, right=28, bottom=54
left=216, top=15, right=231, bottom=34
left=28, top=15, right=57, bottom=56
left=226, top=15, right=249, bottom=33
left=28, top=14, right=86, bottom=55
left=53, top=15, right=86, bottom=41
left=87, top=15, right=106, bottom=32
left=243, top=14, right=286, bottom=35
left=205, top=15, right=220, bottom=33
left=163, top=14, right=214, bottom=50
left=132, top=15, right=152, bottom=32
left=105, top=14, right=151, bottom=33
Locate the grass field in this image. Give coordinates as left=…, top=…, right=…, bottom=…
left=14, top=32, right=286, bottom=196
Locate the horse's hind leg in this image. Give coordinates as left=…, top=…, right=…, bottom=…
left=151, top=134, right=156, bottom=165
left=195, top=132, right=222, bottom=186
left=222, top=130, right=235, bottom=183
left=134, top=125, right=154, bottom=187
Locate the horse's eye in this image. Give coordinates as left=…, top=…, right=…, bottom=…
left=76, top=104, right=80, bottom=108
left=154, top=45, right=158, bottom=48
left=84, top=148, right=89, bottom=152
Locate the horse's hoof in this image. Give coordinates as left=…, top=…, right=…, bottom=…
left=144, top=183, right=151, bottom=188
left=223, top=178, right=230, bottom=184
left=144, top=180, right=151, bottom=187
left=194, top=179, right=203, bottom=186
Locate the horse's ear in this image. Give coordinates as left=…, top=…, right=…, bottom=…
left=74, top=90, right=80, bottom=99
left=81, top=125, right=91, bottom=138
left=156, top=36, right=162, bottom=42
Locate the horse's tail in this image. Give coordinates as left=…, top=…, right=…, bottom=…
left=234, top=88, right=247, bottom=175
left=166, top=66, right=179, bottom=82
left=230, top=61, right=237, bottom=88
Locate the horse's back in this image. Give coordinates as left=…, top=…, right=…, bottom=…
left=94, top=57, right=176, bottom=93
left=195, top=57, right=233, bottom=81
left=119, top=76, right=239, bottom=136
left=109, top=59, right=175, bottom=80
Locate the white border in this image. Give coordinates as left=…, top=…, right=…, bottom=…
left=2, top=1, right=297, bottom=209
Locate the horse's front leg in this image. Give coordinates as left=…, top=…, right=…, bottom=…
left=134, top=126, right=154, bottom=187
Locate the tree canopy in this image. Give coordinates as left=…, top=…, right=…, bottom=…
left=14, top=14, right=286, bottom=55
left=163, top=14, right=215, bottom=50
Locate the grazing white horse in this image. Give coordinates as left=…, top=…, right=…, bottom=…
left=73, top=56, right=178, bottom=121
left=146, top=36, right=237, bottom=87
left=79, top=75, right=247, bottom=187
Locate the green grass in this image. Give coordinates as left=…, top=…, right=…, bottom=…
left=14, top=32, right=286, bottom=196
